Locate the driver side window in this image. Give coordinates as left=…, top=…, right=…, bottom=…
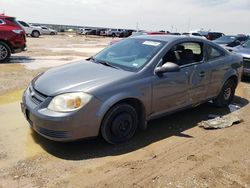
left=162, top=42, right=203, bottom=66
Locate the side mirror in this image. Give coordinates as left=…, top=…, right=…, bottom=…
left=155, top=62, right=180, bottom=75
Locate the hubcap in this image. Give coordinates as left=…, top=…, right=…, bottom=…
left=224, top=87, right=231, bottom=100
left=111, top=113, right=133, bottom=138
left=0, top=44, right=8, bottom=60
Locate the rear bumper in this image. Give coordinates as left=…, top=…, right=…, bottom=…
left=13, top=44, right=26, bottom=53
left=10, top=33, right=26, bottom=53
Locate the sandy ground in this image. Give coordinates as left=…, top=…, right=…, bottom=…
left=0, top=35, right=250, bottom=188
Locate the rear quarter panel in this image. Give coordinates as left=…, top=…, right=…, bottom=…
left=212, top=53, right=242, bottom=97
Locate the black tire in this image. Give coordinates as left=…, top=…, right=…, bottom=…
left=213, top=79, right=236, bottom=107
left=101, top=103, right=138, bottom=144
left=0, top=41, right=11, bottom=63
left=50, top=32, right=55, bottom=35
left=31, top=30, right=40, bottom=38
left=111, top=33, right=116, bottom=37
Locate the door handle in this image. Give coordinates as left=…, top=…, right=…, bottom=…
left=199, top=71, right=205, bottom=77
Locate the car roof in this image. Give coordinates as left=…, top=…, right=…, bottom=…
left=0, top=14, right=12, bottom=19
left=130, top=34, right=206, bottom=43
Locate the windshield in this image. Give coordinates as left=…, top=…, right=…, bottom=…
left=93, top=38, right=165, bottom=72
left=215, top=36, right=236, bottom=43
left=243, top=39, right=250, bottom=48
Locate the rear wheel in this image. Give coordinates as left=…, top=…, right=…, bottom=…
left=31, top=30, right=40, bottom=38
left=101, top=103, right=138, bottom=144
left=213, top=79, right=236, bottom=107
left=0, top=41, right=11, bottom=63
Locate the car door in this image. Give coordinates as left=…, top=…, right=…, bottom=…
left=152, top=65, right=193, bottom=116
left=181, top=42, right=212, bottom=104
left=151, top=41, right=211, bottom=116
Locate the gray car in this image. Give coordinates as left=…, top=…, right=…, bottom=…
left=229, top=39, right=250, bottom=77
left=21, top=35, right=243, bottom=144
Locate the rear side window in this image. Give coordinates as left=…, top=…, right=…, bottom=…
left=6, top=17, right=22, bottom=27
left=0, top=19, right=5, bottom=25
left=207, top=45, right=224, bottom=60
left=18, top=21, right=29, bottom=27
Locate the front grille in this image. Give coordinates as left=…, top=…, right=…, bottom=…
left=243, top=57, right=250, bottom=69
left=29, top=86, right=47, bottom=105
left=37, top=127, right=68, bottom=138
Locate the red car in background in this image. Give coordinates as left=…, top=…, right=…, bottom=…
left=0, top=14, right=26, bottom=62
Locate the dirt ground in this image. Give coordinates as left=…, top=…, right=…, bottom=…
left=0, top=34, right=250, bottom=188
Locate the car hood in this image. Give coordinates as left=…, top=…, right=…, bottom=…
left=234, top=47, right=250, bottom=58
left=33, top=60, right=133, bottom=96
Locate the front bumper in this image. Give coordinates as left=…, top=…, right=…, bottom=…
left=21, top=87, right=103, bottom=141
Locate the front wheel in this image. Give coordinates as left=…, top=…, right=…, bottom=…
left=0, top=42, right=11, bottom=63
left=101, top=103, right=138, bottom=144
left=213, top=79, right=236, bottom=107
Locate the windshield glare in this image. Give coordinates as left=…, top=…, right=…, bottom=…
left=93, top=38, right=165, bottom=71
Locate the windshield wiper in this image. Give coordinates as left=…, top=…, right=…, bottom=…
left=97, top=60, right=122, bottom=70
left=87, top=57, right=96, bottom=62
left=87, top=57, right=122, bottom=70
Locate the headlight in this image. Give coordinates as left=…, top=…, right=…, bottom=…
left=12, top=29, right=23, bottom=34
left=48, top=92, right=92, bottom=112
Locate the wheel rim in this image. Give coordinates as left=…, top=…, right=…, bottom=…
left=111, top=113, right=133, bottom=139
left=33, top=31, right=39, bottom=37
left=224, top=87, right=231, bottom=100
left=0, top=44, right=8, bottom=60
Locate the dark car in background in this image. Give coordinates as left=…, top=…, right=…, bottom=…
left=214, top=35, right=249, bottom=48
left=119, top=29, right=136, bottom=38
left=22, top=35, right=242, bottom=144
left=206, top=32, right=225, bottom=40
left=86, top=29, right=97, bottom=35
left=0, top=14, right=26, bottom=62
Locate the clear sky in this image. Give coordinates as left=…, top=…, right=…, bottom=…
left=1, top=0, right=250, bottom=34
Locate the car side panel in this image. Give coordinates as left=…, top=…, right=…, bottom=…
left=95, top=76, right=152, bottom=122
left=187, top=62, right=212, bottom=104
left=206, top=56, right=233, bottom=98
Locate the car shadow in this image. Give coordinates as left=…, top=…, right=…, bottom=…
left=242, top=76, right=250, bottom=83
left=6, top=56, right=36, bottom=64
left=31, top=95, right=249, bottom=161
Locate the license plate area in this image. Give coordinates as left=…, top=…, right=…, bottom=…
left=21, top=103, right=33, bottom=127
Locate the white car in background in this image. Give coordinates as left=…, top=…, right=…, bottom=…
left=182, top=32, right=207, bottom=39
left=40, top=26, right=57, bottom=35
left=78, top=28, right=92, bottom=35
left=18, top=20, right=42, bottom=38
